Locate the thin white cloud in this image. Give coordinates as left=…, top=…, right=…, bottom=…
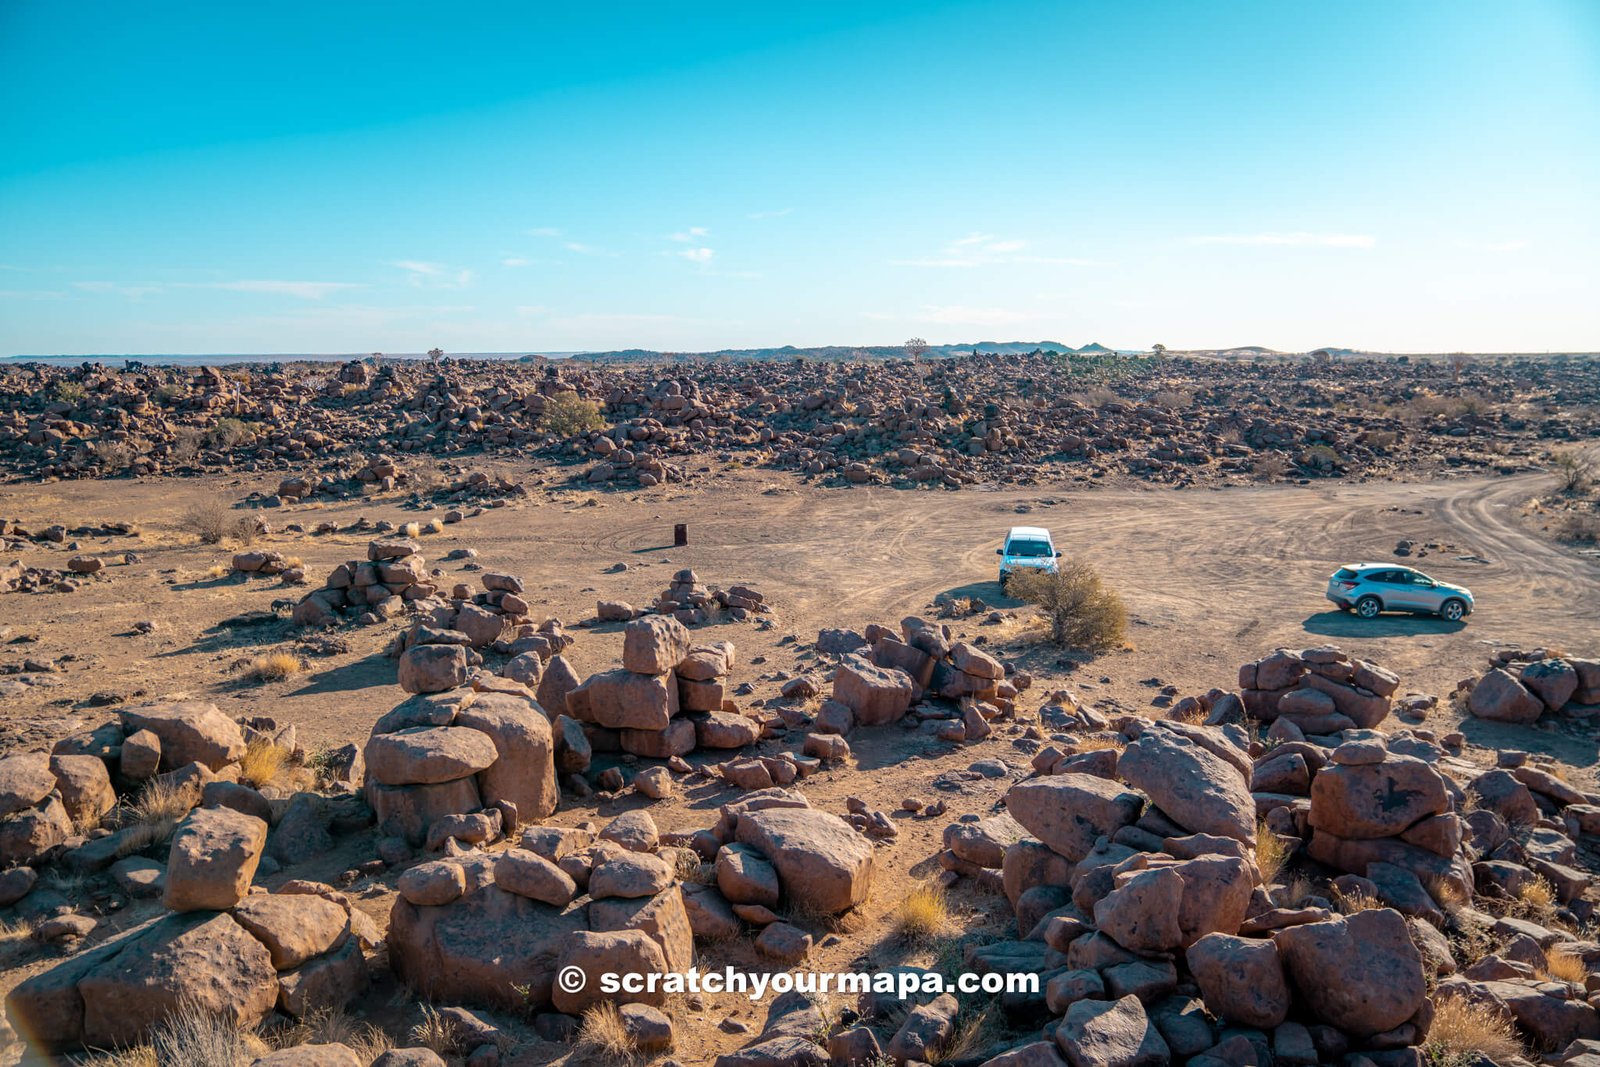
left=74, top=280, right=164, bottom=298
left=502, top=257, right=531, bottom=268
left=393, top=261, right=473, bottom=288
left=197, top=280, right=362, bottom=299
left=1189, top=232, right=1376, bottom=248
left=669, top=227, right=710, bottom=242
left=678, top=247, right=715, bottom=264
left=894, top=233, right=1093, bottom=268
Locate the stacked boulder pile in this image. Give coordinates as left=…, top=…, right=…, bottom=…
left=293, top=537, right=436, bottom=627
left=1237, top=646, right=1400, bottom=736
left=652, top=568, right=771, bottom=625
left=363, top=677, right=558, bottom=849
left=1466, top=648, right=1600, bottom=725
left=565, top=616, right=763, bottom=761
left=388, top=569, right=573, bottom=690
left=916, top=644, right=1600, bottom=1067
left=796, top=617, right=1023, bottom=754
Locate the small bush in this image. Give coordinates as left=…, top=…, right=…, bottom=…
left=894, top=882, right=956, bottom=943
left=410, top=1005, right=461, bottom=1057
left=1008, top=561, right=1127, bottom=653
left=237, top=736, right=291, bottom=787
left=1551, top=450, right=1594, bottom=493
left=1252, top=452, right=1289, bottom=479
left=573, top=1003, right=638, bottom=1066
left=183, top=499, right=256, bottom=546
left=1423, top=993, right=1522, bottom=1067
left=1516, top=876, right=1556, bottom=916
left=205, top=418, right=256, bottom=451
left=1544, top=945, right=1589, bottom=984
left=243, top=652, right=304, bottom=685
left=542, top=392, right=608, bottom=437
left=1150, top=388, right=1193, bottom=410
left=1557, top=512, right=1600, bottom=544
left=1255, top=822, right=1289, bottom=885
left=52, top=380, right=87, bottom=404
left=169, top=427, right=204, bottom=463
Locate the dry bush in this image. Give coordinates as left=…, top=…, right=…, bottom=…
left=1251, top=452, right=1289, bottom=479
left=1516, top=877, right=1556, bottom=917
left=1550, top=450, right=1594, bottom=493
left=929, top=1008, right=996, bottom=1065
left=1544, top=945, right=1589, bottom=984
left=1332, top=886, right=1384, bottom=914
left=1081, top=386, right=1119, bottom=407
left=243, top=651, right=304, bottom=684
left=1069, top=735, right=1127, bottom=754
left=1150, top=388, right=1193, bottom=410
left=409, top=1005, right=461, bottom=1057
left=424, top=517, right=445, bottom=534
left=573, top=1003, right=637, bottom=1066
left=274, top=1006, right=392, bottom=1062
left=237, top=737, right=290, bottom=788
left=204, top=418, right=255, bottom=451
left=85, top=999, right=269, bottom=1067
left=1558, top=512, right=1600, bottom=544
left=1255, top=822, right=1289, bottom=885
left=183, top=499, right=257, bottom=546
left=400, top=521, right=422, bottom=538
left=1008, top=562, right=1127, bottom=653
left=542, top=392, right=608, bottom=437
left=1423, top=993, right=1522, bottom=1066
left=894, top=883, right=956, bottom=944
left=0, top=917, right=36, bottom=944
left=169, top=427, right=204, bottom=464
left=93, top=439, right=136, bottom=472
left=1424, top=874, right=1470, bottom=916
left=114, top=778, right=190, bottom=857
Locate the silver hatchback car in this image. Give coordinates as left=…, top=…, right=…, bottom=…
left=1326, top=563, right=1475, bottom=622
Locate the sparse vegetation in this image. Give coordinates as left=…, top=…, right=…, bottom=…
left=1422, top=993, right=1522, bottom=1067
left=1008, top=561, right=1127, bottom=653
left=1543, top=945, right=1589, bottom=984
left=1254, top=822, right=1289, bottom=885
left=409, top=1004, right=462, bottom=1057
left=237, top=736, right=291, bottom=787
left=574, top=1003, right=637, bottom=1066
left=86, top=999, right=268, bottom=1067
left=893, top=882, right=956, bottom=943
left=541, top=392, right=608, bottom=436
left=183, top=499, right=257, bottom=545
left=242, top=651, right=304, bottom=685
left=204, top=418, right=256, bottom=451
left=1550, top=449, right=1594, bottom=493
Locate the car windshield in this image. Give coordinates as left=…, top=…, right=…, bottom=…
left=1008, top=540, right=1052, bottom=557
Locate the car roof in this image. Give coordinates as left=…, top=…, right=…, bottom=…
left=1007, top=526, right=1051, bottom=539
left=1342, top=563, right=1413, bottom=573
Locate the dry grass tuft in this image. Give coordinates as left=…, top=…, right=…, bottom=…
left=85, top=999, right=269, bottom=1066
left=928, top=1009, right=997, bottom=1065
left=275, top=1006, right=392, bottom=1062
left=573, top=1003, right=638, bottom=1066
left=1544, top=945, right=1589, bottom=984
left=400, top=522, right=422, bottom=539
left=424, top=518, right=445, bottom=534
left=113, top=777, right=191, bottom=857
left=1333, top=886, right=1385, bottom=914
left=409, top=1005, right=461, bottom=1057
left=1425, top=874, right=1470, bottom=916
left=894, top=883, right=957, bottom=944
left=1423, top=993, right=1522, bottom=1066
left=242, top=651, right=304, bottom=684
left=1255, top=822, right=1290, bottom=885
left=1068, top=734, right=1127, bottom=754
left=237, top=737, right=291, bottom=788
left=203, top=564, right=229, bottom=580
left=0, top=917, right=37, bottom=944
left=1516, top=876, right=1557, bottom=917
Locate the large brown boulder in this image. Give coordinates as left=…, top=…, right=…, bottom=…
left=455, top=691, right=558, bottom=821
left=570, top=669, right=679, bottom=730
left=163, top=806, right=268, bottom=912
left=734, top=808, right=874, bottom=913
left=388, top=883, right=587, bottom=1010
left=397, top=645, right=468, bottom=695
left=832, top=654, right=915, bottom=726
left=365, top=727, right=499, bottom=786
left=590, top=884, right=695, bottom=973
left=1117, top=728, right=1255, bottom=845
left=369, top=777, right=482, bottom=846
left=49, top=754, right=116, bottom=827
left=1468, top=669, right=1545, bottom=724
left=1054, top=995, right=1169, bottom=1067
left=232, top=893, right=350, bottom=970
left=1520, top=659, right=1579, bottom=710
left=623, top=616, right=693, bottom=674
left=1004, top=775, right=1144, bottom=862
left=10, top=911, right=281, bottom=1050
left=1274, top=908, right=1425, bottom=1038
left=1309, top=753, right=1448, bottom=839
left=552, top=930, right=669, bottom=1014
left=1186, top=933, right=1290, bottom=1028
left=0, top=753, right=56, bottom=818
left=120, top=701, right=245, bottom=771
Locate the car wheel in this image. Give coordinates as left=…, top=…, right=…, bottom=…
left=1355, top=596, right=1382, bottom=619
left=1440, top=599, right=1466, bottom=622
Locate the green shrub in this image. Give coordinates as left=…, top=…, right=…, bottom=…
left=1008, top=561, right=1127, bottom=652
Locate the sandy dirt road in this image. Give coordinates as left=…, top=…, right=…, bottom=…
left=2, top=463, right=1596, bottom=764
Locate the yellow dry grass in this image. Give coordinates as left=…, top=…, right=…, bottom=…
left=1423, top=993, right=1523, bottom=1066
left=1544, top=945, right=1589, bottom=984
left=275, top=1006, right=393, bottom=1062
left=243, top=651, right=304, bottom=683
left=1516, top=876, right=1556, bottom=916
left=1333, top=886, right=1385, bottom=914
left=1254, top=822, right=1289, bottom=885
left=573, top=1002, right=639, bottom=1066
left=1068, top=734, right=1127, bottom=754
left=893, top=882, right=957, bottom=944
left=237, top=737, right=290, bottom=788
left=409, top=1005, right=461, bottom=1057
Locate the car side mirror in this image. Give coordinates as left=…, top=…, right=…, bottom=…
left=1055, top=550, right=1063, bottom=557
left=996, top=549, right=1003, bottom=555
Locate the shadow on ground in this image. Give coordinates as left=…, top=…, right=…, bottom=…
left=1300, top=610, right=1466, bottom=639
left=286, top=652, right=396, bottom=696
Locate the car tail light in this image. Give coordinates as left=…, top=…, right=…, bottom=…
left=1337, top=581, right=1356, bottom=590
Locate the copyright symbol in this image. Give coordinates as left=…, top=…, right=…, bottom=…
left=558, top=966, right=587, bottom=994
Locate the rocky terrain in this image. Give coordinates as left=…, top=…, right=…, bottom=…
left=0, top=354, right=1597, bottom=1067
left=3, top=353, right=1597, bottom=493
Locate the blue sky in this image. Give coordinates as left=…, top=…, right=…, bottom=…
left=2, top=0, right=1596, bottom=355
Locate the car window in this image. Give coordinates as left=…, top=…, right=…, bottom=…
left=1334, top=567, right=1358, bottom=581
left=1008, top=540, right=1052, bottom=558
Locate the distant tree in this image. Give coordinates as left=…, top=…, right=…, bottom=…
left=1449, top=352, right=1471, bottom=382
left=904, top=337, right=930, bottom=360
left=427, top=347, right=444, bottom=365
left=1550, top=450, right=1593, bottom=493
left=1152, top=343, right=1167, bottom=357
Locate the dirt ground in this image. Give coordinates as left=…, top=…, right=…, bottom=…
left=2, top=462, right=1599, bottom=1063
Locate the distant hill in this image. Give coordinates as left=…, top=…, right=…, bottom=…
left=546, top=340, right=1125, bottom=364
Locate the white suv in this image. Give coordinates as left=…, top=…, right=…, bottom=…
left=997, top=526, right=1061, bottom=585
left=1326, top=564, right=1475, bottom=622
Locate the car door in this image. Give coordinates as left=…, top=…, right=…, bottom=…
left=1409, top=572, right=1444, bottom=612
left=1378, top=570, right=1419, bottom=610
